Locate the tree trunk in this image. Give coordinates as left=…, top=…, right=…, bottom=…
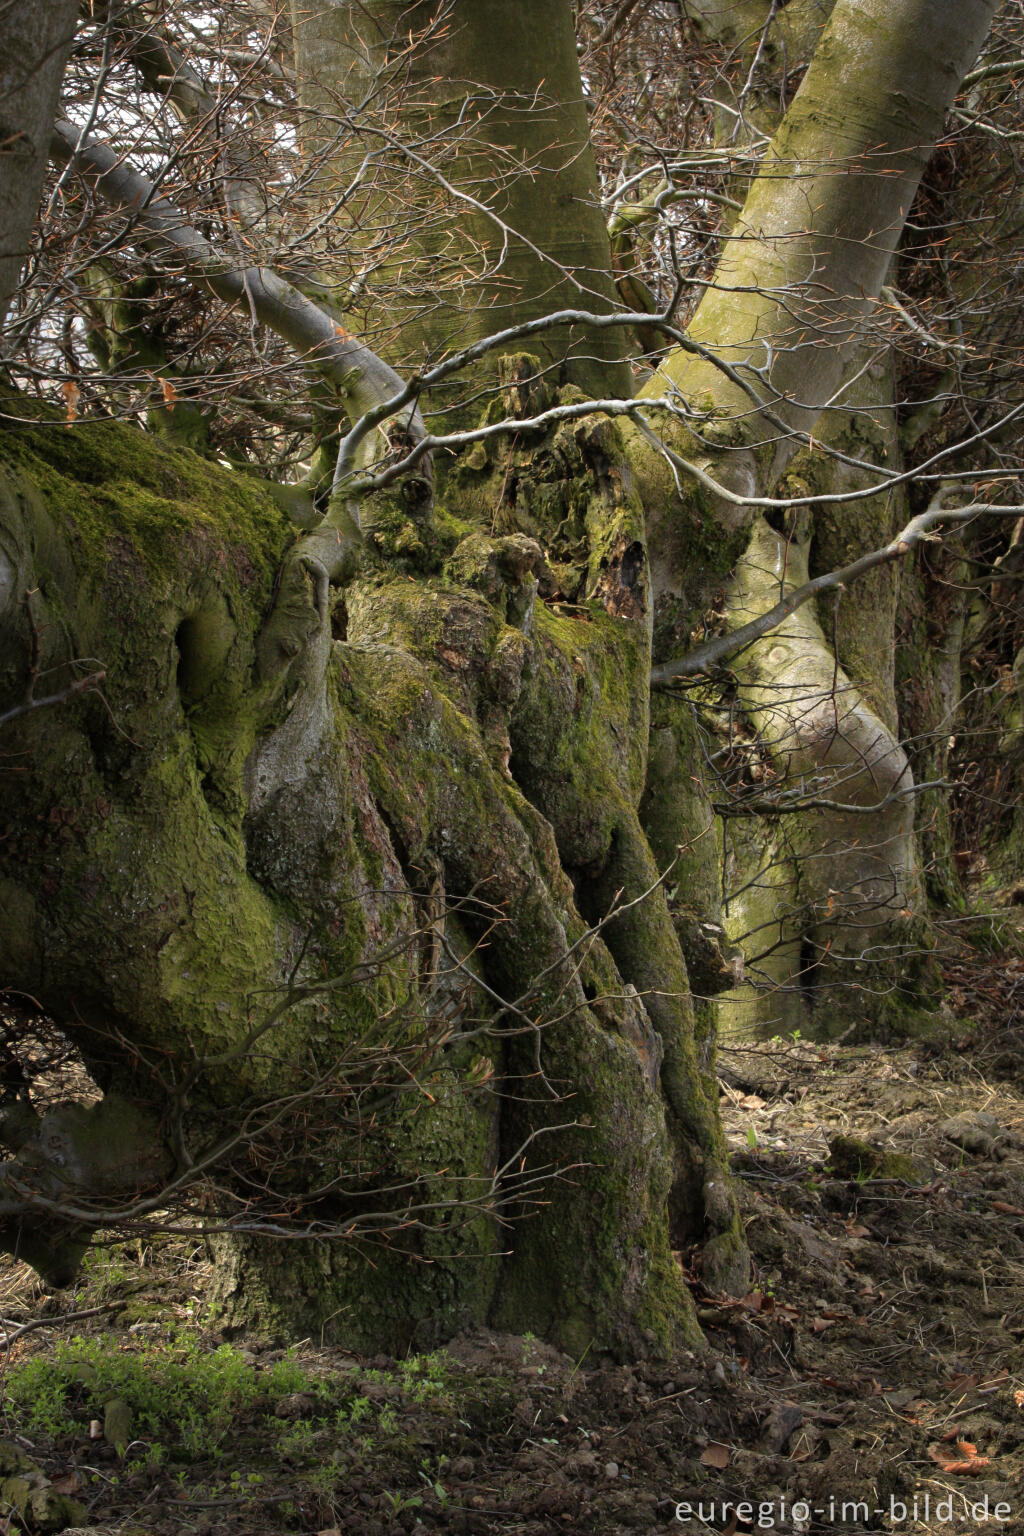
left=642, top=0, right=997, bottom=1037
left=0, top=0, right=1003, bottom=1352
left=288, top=0, right=634, bottom=401
left=0, top=0, right=77, bottom=323
left=0, top=379, right=748, bottom=1349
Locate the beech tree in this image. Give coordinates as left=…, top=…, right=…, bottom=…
left=0, top=0, right=1015, bottom=1352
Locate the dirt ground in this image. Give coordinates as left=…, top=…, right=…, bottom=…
left=2, top=948, right=1023, bottom=1536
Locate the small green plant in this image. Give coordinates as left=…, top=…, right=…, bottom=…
left=228, top=1469, right=264, bottom=1490
left=382, top=1490, right=423, bottom=1515
left=265, top=1356, right=310, bottom=1397
left=4, top=1329, right=321, bottom=1461
left=277, top=1419, right=326, bottom=1460
left=398, top=1349, right=452, bottom=1403
left=419, top=1471, right=449, bottom=1507
left=746, top=1125, right=758, bottom=1150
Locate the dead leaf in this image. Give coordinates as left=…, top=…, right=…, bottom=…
left=928, top=1440, right=991, bottom=1475
left=739, top=1093, right=766, bottom=1109
left=159, top=376, right=177, bottom=410
left=845, top=1220, right=872, bottom=1239
left=991, top=1200, right=1024, bottom=1215
left=700, top=1442, right=731, bottom=1470
left=740, top=1291, right=773, bottom=1313
left=1014, top=1388, right=1024, bottom=1410
left=810, top=1317, right=835, bottom=1333
left=945, top=1370, right=1008, bottom=1399
left=61, top=379, right=80, bottom=422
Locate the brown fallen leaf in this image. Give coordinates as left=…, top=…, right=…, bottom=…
left=928, top=1440, right=991, bottom=1475
left=700, top=1442, right=731, bottom=1470
left=991, top=1200, right=1024, bottom=1215
left=810, top=1317, right=835, bottom=1333
left=740, top=1291, right=772, bottom=1313
left=946, top=1369, right=1009, bottom=1398
left=61, top=379, right=80, bottom=422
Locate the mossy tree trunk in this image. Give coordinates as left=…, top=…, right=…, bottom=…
left=643, top=0, right=996, bottom=1036
left=0, top=0, right=1001, bottom=1350
left=288, top=0, right=634, bottom=402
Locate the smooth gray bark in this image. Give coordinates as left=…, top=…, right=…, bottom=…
left=0, top=0, right=77, bottom=324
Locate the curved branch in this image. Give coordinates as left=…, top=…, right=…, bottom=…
left=652, top=498, right=1023, bottom=686
left=50, top=120, right=414, bottom=429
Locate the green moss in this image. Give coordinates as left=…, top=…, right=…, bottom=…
left=0, top=399, right=290, bottom=592
left=650, top=490, right=747, bottom=664
left=510, top=602, right=649, bottom=835
left=491, top=1023, right=700, bottom=1358
left=211, top=1064, right=503, bottom=1351
left=828, top=1134, right=931, bottom=1185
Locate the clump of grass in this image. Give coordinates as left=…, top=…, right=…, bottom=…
left=3, top=1332, right=313, bottom=1460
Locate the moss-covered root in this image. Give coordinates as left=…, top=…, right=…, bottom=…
left=0, top=1095, right=172, bottom=1285
left=577, top=811, right=749, bottom=1297
left=500, top=586, right=747, bottom=1294
left=340, top=640, right=698, bottom=1356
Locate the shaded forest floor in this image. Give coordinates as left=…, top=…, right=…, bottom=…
left=2, top=946, right=1024, bottom=1536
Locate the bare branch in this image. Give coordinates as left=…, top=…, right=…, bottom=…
left=48, top=121, right=423, bottom=448
left=652, top=499, right=1024, bottom=685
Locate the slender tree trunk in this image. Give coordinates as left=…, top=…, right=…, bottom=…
left=0, top=0, right=77, bottom=324
left=640, top=0, right=998, bottom=1035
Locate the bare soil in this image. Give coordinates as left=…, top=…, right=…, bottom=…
left=2, top=954, right=1024, bottom=1536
